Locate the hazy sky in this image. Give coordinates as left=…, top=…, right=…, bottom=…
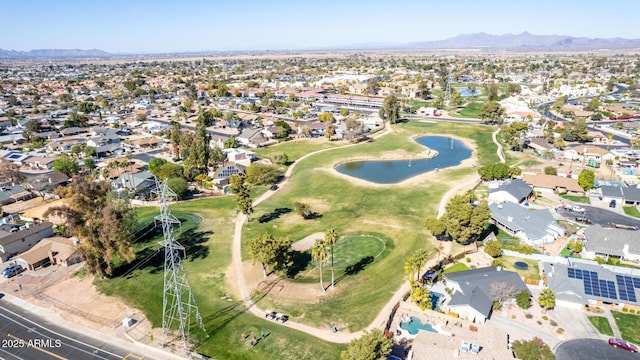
left=4, top=0, right=639, bottom=53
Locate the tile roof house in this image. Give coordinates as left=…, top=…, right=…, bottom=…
left=521, top=174, right=585, bottom=195
left=488, top=179, right=533, bottom=204
left=13, top=236, right=82, bottom=271
left=582, top=225, right=640, bottom=261
left=489, top=202, right=565, bottom=245
left=444, top=267, right=530, bottom=324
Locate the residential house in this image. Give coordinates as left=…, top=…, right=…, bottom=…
left=129, top=136, right=165, bottom=150
left=542, top=260, right=640, bottom=309
left=526, top=138, right=555, bottom=153
left=443, top=267, right=530, bottom=323
left=600, top=185, right=625, bottom=204
left=86, top=133, right=121, bottom=148
left=0, top=221, right=54, bottom=263
left=112, top=170, right=156, bottom=195
left=521, top=174, right=585, bottom=196
left=563, top=145, right=614, bottom=163
left=0, top=185, right=33, bottom=206
left=59, top=127, right=88, bottom=137
left=24, top=155, right=58, bottom=170
left=582, top=225, right=640, bottom=261
left=489, top=202, right=565, bottom=245
left=22, top=172, right=69, bottom=196
left=47, top=138, right=84, bottom=152
left=297, top=122, right=326, bottom=137
left=13, top=236, right=82, bottom=271
left=236, top=128, right=268, bottom=148
left=623, top=185, right=640, bottom=205
left=213, top=162, right=246, bottom=182
left=487, top=179, right=533, bottom=204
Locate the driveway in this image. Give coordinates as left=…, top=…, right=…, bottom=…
left=556, top=339, right=637, bottom=360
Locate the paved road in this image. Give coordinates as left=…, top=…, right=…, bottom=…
left=556, top=338, right=637, bottom=360
left=0, top=298, right=146, bottom=360
left=556, top=206, right=640, bottom=228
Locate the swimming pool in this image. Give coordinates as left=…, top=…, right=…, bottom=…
left=430, top=292, right=443, bottom=311
left=399, top=316, right=436, bottom=335
left=622, top=168, right=638, bottom=175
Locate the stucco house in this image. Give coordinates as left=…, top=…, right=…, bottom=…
left=0, top=221, right=54, bottom=263
left=443, top=267, right=530, bottom=323
left=582, top=225, right=640, bottom=262
left=489, top=202, right=564, bottom=246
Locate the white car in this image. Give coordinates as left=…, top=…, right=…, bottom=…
left=572, top=205, right=585, bottom=213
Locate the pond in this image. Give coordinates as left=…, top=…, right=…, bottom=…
left=335, top=136, right=472, bottom=184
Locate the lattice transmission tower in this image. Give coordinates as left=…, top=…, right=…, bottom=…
left=154, top=179, right=206, bottom=354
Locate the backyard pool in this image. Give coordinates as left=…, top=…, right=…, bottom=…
left=430, top=292, right=443, bottom=311
left=399, top=316, right=437, bottom=335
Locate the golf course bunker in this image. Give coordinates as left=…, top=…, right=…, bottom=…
left=335, top=136, right=472, bottom=184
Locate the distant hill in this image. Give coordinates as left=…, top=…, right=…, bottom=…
left=404, top=32, right=640, bottom=50
left=0, top=48, right=112, bottom=59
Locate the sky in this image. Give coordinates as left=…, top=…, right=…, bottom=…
left=3, top=0, right=640, bottom=53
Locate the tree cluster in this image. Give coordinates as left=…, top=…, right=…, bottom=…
left=511, top=337, right=555, bottom=360
left=340, top=330, right=392, bottom=360
left=477, top=163, right=520, bottom=181
left=478, top=100, right=505, bottom=124
left=43, top=177, right=135, bottom=276
left=247, top=233, right=292, bottom=278
left=425, top=192, right=490, bottom=244
left=379, top=94, right=401, bottom=124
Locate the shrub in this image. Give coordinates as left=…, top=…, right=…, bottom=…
left=537, top=320, right=542, bottom=325
left=469, top=325, right=478, bottom=332
left=623, top=307, right=629, bottom=312
left=542, top=315, right=549, bottom=321
left=511, top=315, right=517, bottom=319
left=466, top=257, right=471, bottom=263
left=630, top=309, right=636, bottom=314
left=557, top=328, right=565, bottom=334
left=550, top=320, right=557, bottom=327
left=525, top=313, right=533, bottom=319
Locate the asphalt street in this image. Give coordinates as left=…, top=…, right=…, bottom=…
left=556, top=206, right=640, bottom=229
left=556, top=339, right=638, bottom=360
left=0, top=298, right=145, bottom=360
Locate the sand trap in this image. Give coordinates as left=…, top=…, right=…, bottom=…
left=291, top=232, right=325, bottom=251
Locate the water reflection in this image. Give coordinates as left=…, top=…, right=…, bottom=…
left=335, top=136, right=472, bottom=184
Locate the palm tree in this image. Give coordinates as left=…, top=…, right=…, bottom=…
left=325, top=229, right=339, bottom=288
left=538, top=288, right=556, bottom=313
left=311, top=239, right=330, bottom=292
left=413, top=249, right=429, bottom=281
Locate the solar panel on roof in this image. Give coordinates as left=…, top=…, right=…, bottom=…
left=633, top=277, right=640, bottom=288
left=568, top=268, right=575, bottom=278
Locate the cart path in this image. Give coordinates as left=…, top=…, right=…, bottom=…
left=230, top=124, right=501, bottom=343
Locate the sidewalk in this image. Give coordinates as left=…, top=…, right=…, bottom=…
left=4, top=293, right=188, bottom=360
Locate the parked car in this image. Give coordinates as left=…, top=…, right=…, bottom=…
left=2, top=264, right=24, bottom=278
left=571, top=205, right=585, bottom=213
left=575, top=216, right=592, bottom=224
left=609, top=337, right=638, bottom=352
left=270, top=184, right=278, bottom=191
left=609, top=199, right=617, bottom=208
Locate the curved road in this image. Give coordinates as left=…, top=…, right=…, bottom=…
left=231, top=123, right=503, bottom=343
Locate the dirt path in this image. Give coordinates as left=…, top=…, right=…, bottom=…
left=291, top=232, right=325, bottom=251
left=492, top=128, right=506, bottom=163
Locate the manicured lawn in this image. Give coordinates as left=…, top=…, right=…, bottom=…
left=612, top=311, right=640, bottom=345
left=453, top=101, right=484, bottom=118
left=243, top=121, right=498, bottom=330
left=560, top=245, right=581, bottom=258
left=588, top=316, right=614, bottom=336
left=97, top=121, right=497, bottom=358
left=623, top=206, right=640, bottom=218
left=499, top=256, right=541, bottom=280
left=95, top=198, right=343, bottom=360
left=518, top=159, right=541, bottom=167
left=561, top=194, right=591, bottom=204
left=443, top=262, right=470, bottom=273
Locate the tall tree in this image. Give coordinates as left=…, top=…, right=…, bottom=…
left=478, top=101, right=505, bottom=124
left=312, top=238, right=330, bottom=292
left=325, top=229, right=339, bottom=288
left=230, top=175, right=253, bottom=219
left=340, top=330, right=392, bottom=360
left=578, top=169, right=595, bottom=191
left=538, top=288, right=556, bottom=313
left=43, top=177, right=135, bottom=276
left=0, top=158, right=24, bottom=183
left=53, top=153, right=79, bottom=177
left=185, top=117, right=210, bottom=178
left=379, top=94, right=400, bottom=124
left=247, top=233, right=292, bottom=278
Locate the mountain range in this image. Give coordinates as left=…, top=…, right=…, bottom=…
left=1, top=32, right=640, bottom=58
